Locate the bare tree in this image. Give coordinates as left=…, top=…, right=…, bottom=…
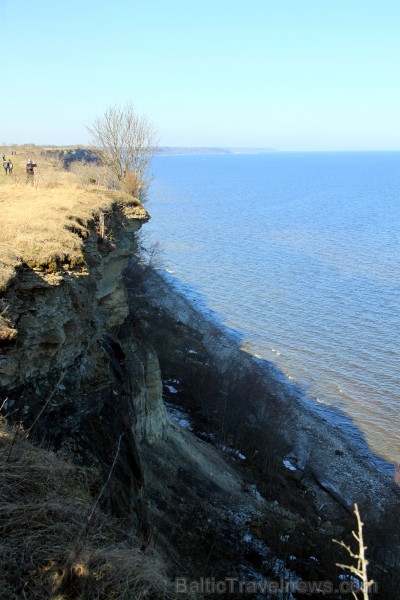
left=334, top=503, right=375, bottom=599
left=87, top=103, right=158, bottom=200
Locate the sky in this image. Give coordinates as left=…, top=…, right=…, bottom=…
left=1, top=0, right=399, bottom=150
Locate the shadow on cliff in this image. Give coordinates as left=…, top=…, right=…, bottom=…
left=0, top=263, right=147, bottom=523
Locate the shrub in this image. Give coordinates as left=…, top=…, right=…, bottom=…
left=122, top=169, right=143, bottom=198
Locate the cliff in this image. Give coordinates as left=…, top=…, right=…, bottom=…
left=1, top=196, right=166, bottom=511
left=0, top=184, right=177, bottom=597
left=1, top=174, right=400, bottom=598
left=0, top=185, right=275, bottom=597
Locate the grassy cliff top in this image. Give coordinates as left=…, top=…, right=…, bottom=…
left=0, top=151, right=147, bottom=291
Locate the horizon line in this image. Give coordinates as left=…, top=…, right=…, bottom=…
left=2, top=144, right=399, bottom=153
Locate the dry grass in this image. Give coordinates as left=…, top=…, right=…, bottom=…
left=69, top=161, right=119, bottom=190
left=0, top=152, right=145, bottom=291
left=0, top=418, right=181, bottom=599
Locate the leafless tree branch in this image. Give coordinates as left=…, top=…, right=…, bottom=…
left=87, top=103, right=158, bottom=201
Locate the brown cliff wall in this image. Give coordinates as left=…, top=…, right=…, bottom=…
left=0, top=200, right=168, bottom=519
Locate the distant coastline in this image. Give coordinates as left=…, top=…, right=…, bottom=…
left=155, top=146, right=276, bottom=155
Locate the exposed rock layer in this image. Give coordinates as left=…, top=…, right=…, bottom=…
left=0, top=202, right=168, bottom=519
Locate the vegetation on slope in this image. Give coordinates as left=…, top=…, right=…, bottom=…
left=0, top=418, right=179, bottom=599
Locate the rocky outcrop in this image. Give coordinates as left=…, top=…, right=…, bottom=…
left=0, top=200, right=168, bottom=520
left=0, top=204, right=146, bottom=388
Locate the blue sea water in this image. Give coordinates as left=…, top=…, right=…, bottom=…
left=145, top=152, right=400, bottom=465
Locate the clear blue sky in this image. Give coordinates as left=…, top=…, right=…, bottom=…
left=1, top=0, right=399, bottom=150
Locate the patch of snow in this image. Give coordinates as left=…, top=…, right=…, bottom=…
left=165, top=403, right=193, bottom=430
left=166, top=384, right=178, bottom=394
left=219, top=444, right=246, bottom=460
left=283, top=459, right=297, bottom=471
left=280, top=534, right=290, bottom=542
left=243, top=534, right=253, bottom=543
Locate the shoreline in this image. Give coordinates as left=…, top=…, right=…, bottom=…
left=166, top=271, right=396, bottom=473
left=156, top=268, right=394, bottom=474
left=137, top=266, right=398, bottom=509
left=147, top=150, right=400, bottom=470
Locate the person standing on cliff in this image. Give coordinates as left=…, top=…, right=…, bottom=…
left=26, top=158, right=37, bottom=184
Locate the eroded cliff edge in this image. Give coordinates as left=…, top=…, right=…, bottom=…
left=0, top=200, right=168, bottom=519
left=0, top=195, right=272, bottom=592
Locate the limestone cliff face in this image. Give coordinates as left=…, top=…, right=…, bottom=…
left=0, top=201, right=168, bottom=517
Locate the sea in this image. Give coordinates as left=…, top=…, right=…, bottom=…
left=144, top=152, right=400, bottom=467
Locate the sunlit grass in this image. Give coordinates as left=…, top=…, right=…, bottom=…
left=0, top=151, right=145, bottom=290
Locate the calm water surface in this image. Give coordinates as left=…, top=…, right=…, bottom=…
left=145, top=152, right=400, bottom=464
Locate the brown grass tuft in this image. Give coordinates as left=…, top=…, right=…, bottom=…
left=0, top=418, right=181, bottom=599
